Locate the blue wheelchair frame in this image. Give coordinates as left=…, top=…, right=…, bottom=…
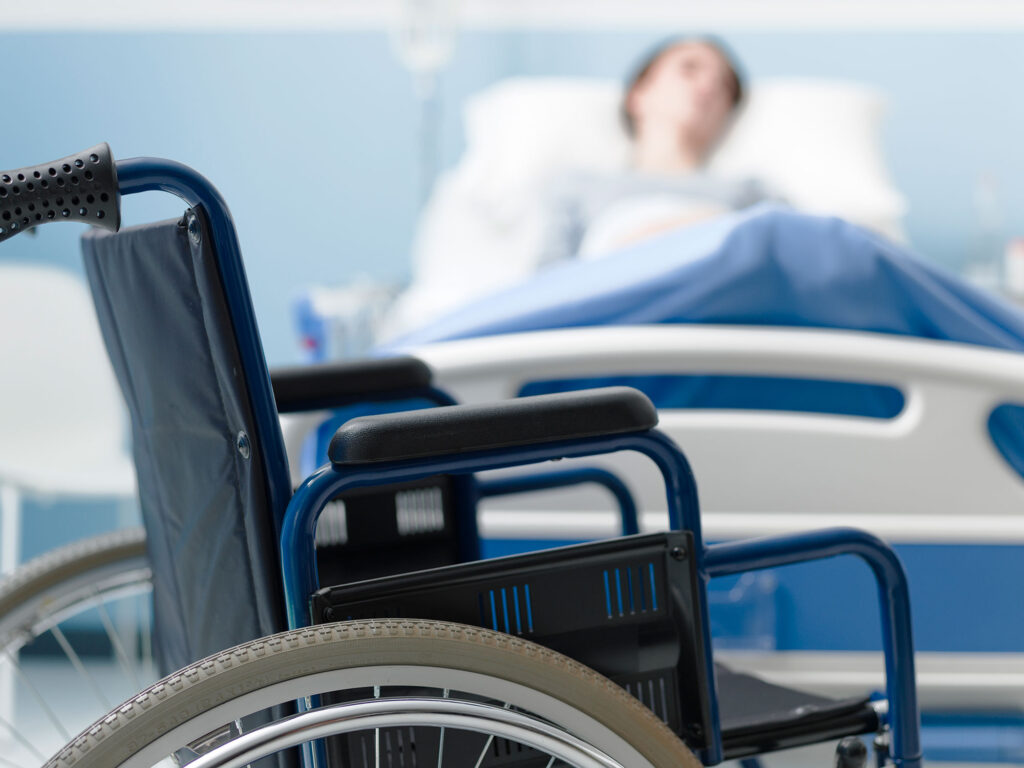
left=116, top=156, right=922, bottom=768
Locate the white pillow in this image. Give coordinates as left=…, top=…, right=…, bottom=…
left=458, top=78, right=631, bottom=222
left=457, top=76, right=905, bottom=231
left=709, top=78, right=906, bottom=228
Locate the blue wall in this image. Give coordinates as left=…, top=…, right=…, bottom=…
left=2, top=30, right=1022, bottom=365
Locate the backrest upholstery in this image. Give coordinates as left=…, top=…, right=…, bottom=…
left=82, top=210, right=468, bottom=674
left=82, top=212, right=285, bottom=674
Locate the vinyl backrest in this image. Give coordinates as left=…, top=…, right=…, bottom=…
left=82, top=212, right=285, bottom=674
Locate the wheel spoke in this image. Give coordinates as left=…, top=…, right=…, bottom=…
left=0, top=748, right=28, bottom=768
left=141, top=592, right=154, bottom=676
left=233, top=719, right=258, bottom=768
left=0, top=708, right=47, bottom=761
left=94, top=586, right=140, bottom=688
left=2, top=648, right=70, bottom=740
left=374, top=684, right=381, bottom=768
left=436, top=689, right=448, bottom=768
left=50, top=624, right=111, bottom=710
left=472, top=733, right=495, bottom=768
left=473, top=702, right=513, bottom=768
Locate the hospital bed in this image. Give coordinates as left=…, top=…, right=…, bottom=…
left=359, top=79, right=1024, bottom=758
left=394, top=324, right=1024, bottom=760
left=296, top=76, right=909, bottom=355
left=374, top=75, right=908, bottom=341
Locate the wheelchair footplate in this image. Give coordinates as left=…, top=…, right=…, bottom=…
left=312, top=532, right=716, bottom=760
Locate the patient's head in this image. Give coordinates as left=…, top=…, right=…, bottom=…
left=623, top=37, right=744, bottom=171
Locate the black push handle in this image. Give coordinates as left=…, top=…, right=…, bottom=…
left=0, top=142, right=120, bottom=244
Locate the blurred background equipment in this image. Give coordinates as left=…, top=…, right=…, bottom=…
left=390, top=0, right=461, bottom=206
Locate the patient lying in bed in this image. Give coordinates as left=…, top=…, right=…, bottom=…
left=388, top=201, right=1024, bottom=471
left=377, top=48, right=903, bottom=342
left=539, top=37, right=774, bottom=265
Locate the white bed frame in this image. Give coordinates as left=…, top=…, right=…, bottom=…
left=402, top=325, right=1024, bottom=711
left=408, top=325, right=1024, bottom=534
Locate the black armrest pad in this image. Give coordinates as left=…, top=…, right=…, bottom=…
left=329, top=386, right=657, bottom=465
left=271, top=356, right=432, bottom=412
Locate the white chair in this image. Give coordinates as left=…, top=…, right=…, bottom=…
left=0, top=263, right=136, bottom=577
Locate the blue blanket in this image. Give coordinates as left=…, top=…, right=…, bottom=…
left=393, top=204, right=1024, bottom=348
left=389, top=204, right=1024, bottom=475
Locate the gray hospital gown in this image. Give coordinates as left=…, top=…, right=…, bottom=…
left=538, top=170, right=774, bottom=266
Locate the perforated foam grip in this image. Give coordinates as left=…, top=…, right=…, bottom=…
left=0, top=143, right=119, bottom=244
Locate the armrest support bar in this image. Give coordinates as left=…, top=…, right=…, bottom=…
left=271, top=356, right=440, bottom=413
left=285, top=427, right=712, bottom=758
left=705, top=529, right=921, bottom=768
left=328, top=387, right=658, bottom=465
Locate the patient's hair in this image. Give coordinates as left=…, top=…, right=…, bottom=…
left=621, top=36, right=745, bottom=137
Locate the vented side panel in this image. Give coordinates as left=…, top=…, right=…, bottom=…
left=315, top=476, right=460, bottom=586
left=313, top=532, right=713, bottom=752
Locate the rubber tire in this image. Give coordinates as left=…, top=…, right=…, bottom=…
left=45, top=619, right=701, bottom=768
left=0, top=528, right=148, bottom=643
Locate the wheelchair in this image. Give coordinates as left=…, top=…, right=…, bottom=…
left=0, top=145, right=920, bottom=768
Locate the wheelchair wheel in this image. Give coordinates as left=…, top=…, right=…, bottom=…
left=0, top=528, right=149, bottom=637
left=47, top=619, right=700, bottom=768
left=0, top=528, right=154, bottom=765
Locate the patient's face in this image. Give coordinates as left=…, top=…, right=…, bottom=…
left=630, top=42, right=736, bottom=147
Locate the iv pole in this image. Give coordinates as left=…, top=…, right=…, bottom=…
left=390, top=0, right=460, bottom=209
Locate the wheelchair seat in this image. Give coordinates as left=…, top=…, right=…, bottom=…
left=82, top=214, right=475, bottom=673
left=716, top=664, right=879, bottom=758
